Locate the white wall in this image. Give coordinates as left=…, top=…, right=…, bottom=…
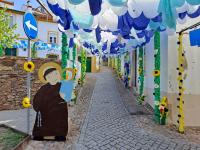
left=167, top=16, right=200, bottom=126
left=37, top=49, right=61, bottom=59
left=18, top=48, right=28, bottom=57
left=14, top=14, right=27, bottom=38
left=0, top=2, right=13, bottom=9
left=14, top=13, right=61, bottom=43
left=160, top=32, right=169, bottom=93
left=144, top=37, right=154, bottom=107
left=168, top=17, right=200, bottom=95
left=11, top=12, right=62, bottom=58
left=38, top=21, right=61, bottom=46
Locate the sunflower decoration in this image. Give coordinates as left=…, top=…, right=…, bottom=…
left=159, top=96, right=169, bottom=125
left=119, top=72, right=122, bottom=78
left=24, top=61, right=35, bottom=72
left=128, top=76, right=131, bottom=81
left=78, top=78, right=81, bottom=85
left=22, top=97, right=31, bottom=108
left=153, top=70, right=160, bottom=77
left=138, top=68, right=142, bottom=75
left=74, top=68, right=78, bottom=74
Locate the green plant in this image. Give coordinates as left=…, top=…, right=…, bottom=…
left=0, top=8, right=19, bottom=56
left=0, top=128, right=25, bottom=149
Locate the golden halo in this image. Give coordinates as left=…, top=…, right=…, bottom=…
left=38, top=62, right=62, bottom=83
left=62, top=68, right=75, bottom=80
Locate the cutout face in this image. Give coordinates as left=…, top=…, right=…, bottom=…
left=45, top=70, right=61, bottom=85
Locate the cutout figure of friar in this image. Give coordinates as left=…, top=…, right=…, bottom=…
left=32, top=62, right=74, bottom=141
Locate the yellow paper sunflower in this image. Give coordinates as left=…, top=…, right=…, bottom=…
left=22, top=97, right=31, bottom=108
left=138, top=68, right=142, bottom=75
left=128, top=76, right=131, bottom=80
left=153, top=70, right=160, bottom=77
left=74, top=68, right=78, bottom=73
left=24, top=61, right=35, bottom=72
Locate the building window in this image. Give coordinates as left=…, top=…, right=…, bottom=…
left=48, top=32, right=58, bottom=44
left=5, top=48, right=17, bottom=56
left=9, top=15, right=14, bottom=27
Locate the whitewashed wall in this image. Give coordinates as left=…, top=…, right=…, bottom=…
left=168, top=17, right=200, bottom=95
left=14, top=14, right=27, bottom=38
left=0, top=2, right=13, bottom=9
left=37, top=21, right=61, bottom=46
left=167, top=17, right=200, bottom=126
left=144, top=16, right=200, bottom=126
left=11, top=12, right=61, bottom=58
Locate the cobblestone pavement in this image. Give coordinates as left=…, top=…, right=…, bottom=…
left=115, top=74, right=200, bottom=145
left=76, top=68, right=200, bottom=150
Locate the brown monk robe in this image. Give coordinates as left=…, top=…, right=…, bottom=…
left=32, top=68, right=68, bottom=141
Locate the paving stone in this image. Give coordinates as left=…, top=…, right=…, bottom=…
left=75, top=68, right=200, bottom=150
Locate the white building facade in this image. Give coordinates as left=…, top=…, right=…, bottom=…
left=1, top=1, right=62, bottom=59
left=137, top=17, right=200, bottom=126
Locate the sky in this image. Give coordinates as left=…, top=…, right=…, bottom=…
left=13, top=0, right=47, bottom=10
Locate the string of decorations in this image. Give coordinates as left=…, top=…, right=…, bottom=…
left=61, top=33, right=68, bottom=79
left=153, top=31, right=161, bottom=124
left=47, top=0, right=200, bottom=53
left=138, top=46, right=144, bottom=104
left=177, top=33, right=185, bottom=133
left=81, top=47, right=86, bottom=86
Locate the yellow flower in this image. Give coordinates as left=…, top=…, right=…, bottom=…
left=24, top=61, right=35, bottom=72
left=128, top=76, right=131, bottom=80
left=22, top=97, right=31, bottom=108
left=160, top=96, right=168, bottom=108
left=74, top=68, right=78, bottom=73
left=153, top=70, right=160, bottom=77
left=78, top=78, right=81, bottom=84
left=138, top=68, right=142, bottom=75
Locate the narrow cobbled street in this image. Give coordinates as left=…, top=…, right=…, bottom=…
left=76, top=68, right=200, bottom=150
